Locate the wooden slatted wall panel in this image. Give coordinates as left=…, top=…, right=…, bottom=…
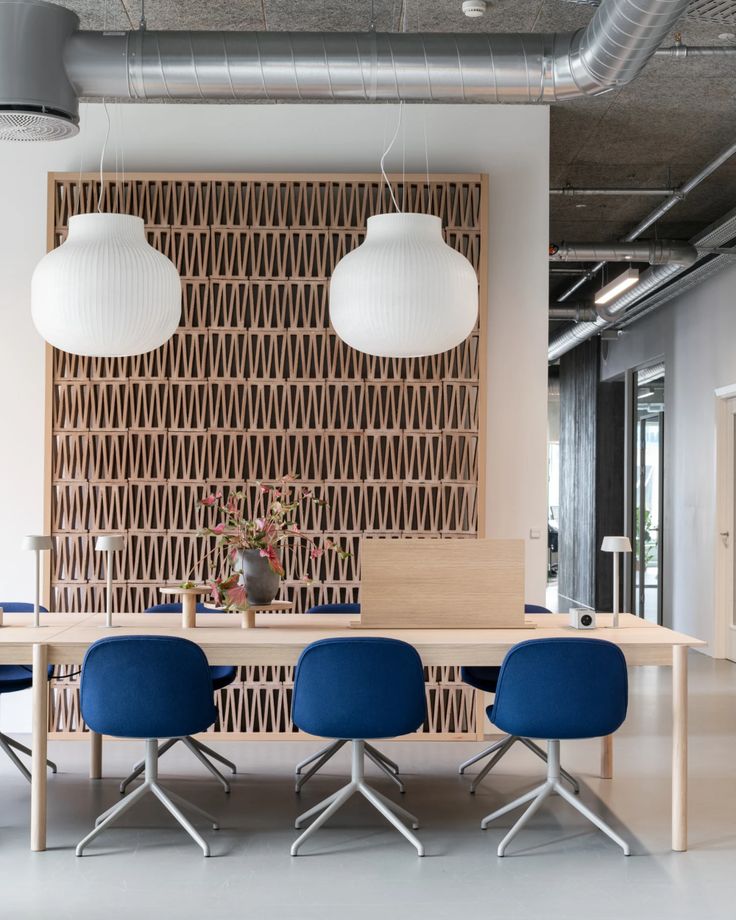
left=47, top=172, right=487, bottom=739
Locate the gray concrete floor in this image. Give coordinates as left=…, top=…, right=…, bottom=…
left=1, top=651, right=735, bottom=920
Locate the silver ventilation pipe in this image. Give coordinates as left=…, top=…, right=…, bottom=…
left=0, top=0, right=692, bottom=140
left=549, top=306, right=599, bottom=322
left=548, top=247, right=698, bottom=362
left=555, top=137, right=736, bottom=302
left=550, top=241, right=697, bottom=264
left=551, top=187, right=676, bottom=197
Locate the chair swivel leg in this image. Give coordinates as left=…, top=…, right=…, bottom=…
left=120, top=735, right=232, bottom=795
left=364, top=743, right=399, bottom=775
left=459, top=735, right=513, bottom=774
left=189, top=737, right=236, bottom=774
left=119, top=737, right=177, bottom=793
left=295, top=740, right=346, bottom=775
left=292, top=741, right=423, bottom=857
left=0, top=732, right=57, bottom=782
left=295, top=741, right=347, bottom=793
left=77, top=738, right=219, bottom=857
left=519, top=737, right=580, bottom=794
left=365, top=744, right=405, bottom=793
left=481, top=740, right=630, bottom=857
left=469, top=736, right=517, bottom=794
left=182, top=736, right=231, bottom=793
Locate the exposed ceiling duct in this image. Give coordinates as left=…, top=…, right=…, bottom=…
left=0, top=0, right=691, bottom=141
left=550, top=241, right=698, bottom=265
left=548, top=247, right=699, bottom=361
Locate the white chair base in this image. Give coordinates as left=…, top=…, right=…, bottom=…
left=291, top=740, right=423, bottom=857
left=120, top=735, right=236, bottom=795
left=295, top=739, right=402, bottom=792
left=480, top=739, right=630, bottom=857
left=0, top=731, right=57, bottom=783
left=77, top=738, right=219, bottom=857
left=459, top=734, right=580, bottom=795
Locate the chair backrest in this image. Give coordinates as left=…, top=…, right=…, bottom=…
left=80, top=636, right=217, bottom=739
left=524, top=603, right=551, bottom=614
left=145, top=603, right=222, bottom=614
left=0, top=602, right=49, bottom=613
left=306, top=603, right=361, bottom=615
left=293, top=637, right=426, bottom=740
left=492, top=638, right=628, bottom=740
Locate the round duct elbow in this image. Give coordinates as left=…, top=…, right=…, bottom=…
left=0, top=1, right=80, bottom=141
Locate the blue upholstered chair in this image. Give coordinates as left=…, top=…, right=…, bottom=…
left=291, top=637, right=426, bottom=856
left=459, top=603, right=578, bottom=794
left=118, top=603, right=237, bottom=794
left=0, top=602, right=57, bottom=782
left=76, top=636, right=220, bottom=857
left=294, top=603, right=402, bottom=792
left=480, top=637, right=630, bottom=856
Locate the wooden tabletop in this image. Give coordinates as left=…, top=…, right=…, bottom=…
left=1, top=611, right=703, bottom=668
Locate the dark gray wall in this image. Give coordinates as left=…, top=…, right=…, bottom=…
left=559, top=338, right=625, bottom=609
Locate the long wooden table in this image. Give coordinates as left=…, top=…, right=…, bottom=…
left=0, top=611, right=704, bottom=853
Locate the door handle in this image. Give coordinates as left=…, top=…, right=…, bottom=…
left=720, top=531, right=730, bottom=547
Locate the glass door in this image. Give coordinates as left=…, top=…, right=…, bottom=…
left=633, top=369, right=665, bottom=623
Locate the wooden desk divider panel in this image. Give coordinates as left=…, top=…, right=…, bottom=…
left=45, top=172, right=488, bottom=740
left=359, top=538, right=525, bottom=628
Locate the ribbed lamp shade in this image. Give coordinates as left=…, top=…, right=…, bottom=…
left=601, top=536, right=632, bottom=553
left=329, top=213, right=478, bottom=357
left=31, top=213, right=182, bottom=357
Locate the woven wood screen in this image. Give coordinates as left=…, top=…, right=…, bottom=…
left=46, top=172, right=487, bottom=739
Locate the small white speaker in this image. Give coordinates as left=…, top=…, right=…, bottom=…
left=569, top=608, right=597, bottom=629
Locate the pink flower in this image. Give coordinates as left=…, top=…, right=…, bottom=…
left=310, top=546, right=324, bottom=560
left=211, top=523, right=225, bottom=535
left=260, top=484, right=270, bottom=494
left=259, top=544, right=285, bottom=576
left=200, top=492, right=222, bottom=507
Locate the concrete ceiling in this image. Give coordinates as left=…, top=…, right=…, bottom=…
left=49, top=1, right=736, bottom=305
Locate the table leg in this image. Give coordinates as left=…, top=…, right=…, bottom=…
left=31, top=643, right=48, bottom=852
left=672, top=644, right=688, bottom=851
left=600, top=735, right=613, bottom=779
left=182, top=594, right=197, bottom=629
left=90, top=731, right=103, bottom=780
left=241, top=608, right=256, bottom=629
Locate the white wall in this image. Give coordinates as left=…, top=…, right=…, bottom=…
left=601, top=261, right=736, bottom=652
left=0, top=103, right=549, bottom=727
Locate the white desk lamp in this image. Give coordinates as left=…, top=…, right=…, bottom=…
left=601, top=536, right=632, bottom=628
left=95, top=535, right=125, bottom=627
left=21, top=535, right=53, bottom=627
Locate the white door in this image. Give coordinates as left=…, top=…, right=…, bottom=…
left=716, top=396, right=736, bottom=661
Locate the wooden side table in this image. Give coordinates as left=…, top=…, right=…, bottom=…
left=241, top=601, right=293, bottom=629
left=159, top=586, right=211, bottom=629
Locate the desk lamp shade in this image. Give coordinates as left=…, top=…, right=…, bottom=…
left=601, top=536, right=632, bottom=553
left=31, top=213, right=181, bottom=357
left=21, top=535, right=53, bottom=552
left=95, top=535, right=125, bottom=553
left=329, top=213, right=478, bottom=358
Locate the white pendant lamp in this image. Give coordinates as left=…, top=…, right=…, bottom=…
left=330, top=212, right=478, bottom=358
left=31, top=213, right=181, bottom=357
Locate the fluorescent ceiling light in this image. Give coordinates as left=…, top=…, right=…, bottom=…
left=595, top=267, right=640, bottom=305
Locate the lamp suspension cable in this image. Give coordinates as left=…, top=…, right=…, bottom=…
left=380, top=103, right=404, bottom=213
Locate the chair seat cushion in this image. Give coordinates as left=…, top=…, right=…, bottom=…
left=210, top=665, right=237, bottom=691
left=460, top=666, right=500, bottom=693
left=0, top=664, right=54, bottom=693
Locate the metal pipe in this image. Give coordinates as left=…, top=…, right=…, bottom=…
left=61, top=0, right=689, bottom=103
left=549, top=306, right=599, bottom=322
left=550, top=241, right=697, bottom=264
left=655, top=45, right=736, bottom=57
left=551, top=187, right=676, bottom=197
left=555, top=136, right=736, bottom=302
